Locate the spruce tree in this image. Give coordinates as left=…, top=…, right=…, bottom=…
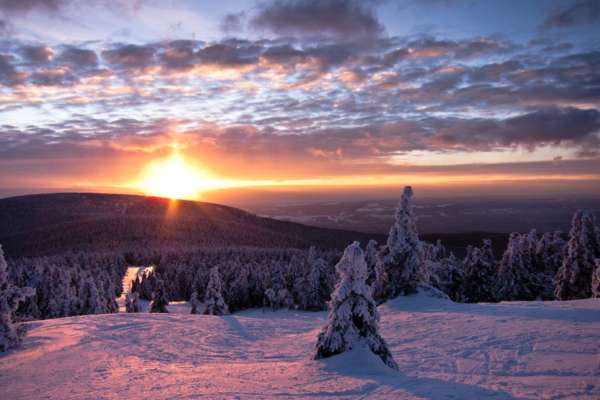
left=371, top=258, right=389, bottom=304
left=535, top=231, right=566, bottom=299
left=150, top=278, right=169, bottom=313
left=378, top=186, right=423, bottom=299
left=315, top=242, right=398, bottom=370
left=203, top=267, right=229, bottom=315
left=1, top=244, right=34, bottom=352
left=303, top=247, right=329, bottom=311
left=364, top=240, right=379, bottom=286
left=125, top=292, right=141, bottom=313
left=190, top=290, right=200, bottom=314
left=460, top=240, right=497, bottom=303
left=591, top=260, right=600, bottom=299
left=496, top=233, right=536, bottom=301
left=555, top=211, right=600, bottom=300
left=83, top=278, right=105, bottom=314
left=427, top=253, right=463, bottom=301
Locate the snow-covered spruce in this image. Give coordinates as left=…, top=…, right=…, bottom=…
left=125, top=292, right=141, bottom=313
left=555, top=211, right=600, bottom=300
left=1, top=244, right=34, bottom=352
left=460, top=240, right=497, bottom=303
left=263, top=269, right=293, bottom=310
left=592, top=260, right=600, bottom=298
left=315, top=242, right=398, bottom=370
left=495, top=232, right=537, bottom=301
left=364, top=240, right=379, bottom=287
left=534, top=231, right=566, bottom=299
left=203, top=267, right=229, bottom=315
left=189, top=291, right=201, bottom=314
left=377, top=186, right=424, bottom=300
left=150, top=278, right=169, bottom=313
left=426, top=252, right=463, bottom=301
left=301, top=246, right=330, bottom=311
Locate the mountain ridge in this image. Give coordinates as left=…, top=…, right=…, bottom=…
left=0, top=192, right=387, bottom=258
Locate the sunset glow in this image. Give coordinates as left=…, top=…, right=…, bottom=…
left=0, top=0, right=598, bottom=201
left=136, top=151, right=219, bottom=200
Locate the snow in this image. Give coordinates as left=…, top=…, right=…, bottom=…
left=2, top=292, right=600, bottom=399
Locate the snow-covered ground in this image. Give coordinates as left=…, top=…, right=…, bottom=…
left=2, top=293, right=600, bottom=399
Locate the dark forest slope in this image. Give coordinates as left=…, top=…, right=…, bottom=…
left=0, top=193, right=386, bottom=258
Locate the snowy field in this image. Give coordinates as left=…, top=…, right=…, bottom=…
left=1, top=293, right=600, bottom=399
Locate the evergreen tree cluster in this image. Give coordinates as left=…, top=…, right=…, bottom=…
left=1, top=245, right=34, bottom=352
left=367, top=186, right=599, bottom=304
left=131, top=246, right=337, bottom=313
left=7, top=252, right=126, bottom=320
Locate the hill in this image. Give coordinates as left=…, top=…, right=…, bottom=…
left=0, top=193, right=385, bottom=258
left=1, top=292, right=599, bottom=399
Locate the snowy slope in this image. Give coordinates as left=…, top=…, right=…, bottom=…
left=1, top=294, right=600, bottom=399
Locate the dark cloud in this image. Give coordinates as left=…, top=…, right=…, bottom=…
left=0, top=0, right=146, bottom=17
left=0, top=18, right=11, bottom=36
left=57, top=46, right=98, bottom=68
left=249, top=0, right=384, bottom=40
left=0, top=53, right=23, bottom=85
left=29, top=68, right=78, bottom=86
left=102, top=44, right=155, bottom=69
left=20, top=45, right=54, bottom=63
left=197, top=43, right=260, bottom=66
left=431, top=108, right=600, bottom=151
left=0, top=0, right=68, bottom=15
left=220, top=11, right=246, bottom=33
left=543, top=0, right=600, bottom=29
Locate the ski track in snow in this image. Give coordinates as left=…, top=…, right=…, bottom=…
left=2, top=294, right=600, bottom=399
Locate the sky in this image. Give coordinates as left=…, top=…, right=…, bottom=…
left=0, top=0, right=599, bottom=200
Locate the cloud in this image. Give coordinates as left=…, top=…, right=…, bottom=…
left=0, top=0, right=68, bottom=15
left=0, top=18, right=11, bottom=36
left=249, top=0, right=384, bottom=40
left=102, top=44, right=155, bottom=69
left=220, top=11, right=246, bottom=34
left=0, top=53, right=24, bottom=85
left=543, top=0, right=600, bottom=29
left=20, top=45, right=54, bottom=63
left=430, top=108, right=600, bottom=152
left=57, top=46, right=98, bottom=68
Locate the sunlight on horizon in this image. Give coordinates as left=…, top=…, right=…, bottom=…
left=136, top=150, right=223, bottom=200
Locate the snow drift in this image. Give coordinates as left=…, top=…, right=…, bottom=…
left=1, top=291, right=599, bottom=399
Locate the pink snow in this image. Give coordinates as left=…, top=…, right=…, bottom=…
left=2, top=293, right=600, bottom=399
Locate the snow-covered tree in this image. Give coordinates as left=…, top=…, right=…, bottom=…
left=83, top=277, right=105, bottom=314
left=495, top=233, right=537, bottom=301
left=263, top=288, right=277, bottom=309
left=535, top=231, right=566, bottom=298
left=371, top=258, right=389, bottom=304
left=378, top=186, right=424, bottom=299
left=555, top=211, right=600, bottom=300
left=1, top=244, right=34, bottom=352
left=364, top=240, right=379, bottom=286
left=125, top=291, right=141, bottom=313
left=591, top=260, right=600, bottom=298
left=423, top=239, right=446, bottom=263
left=190, top=290, right=201, bottom=314
left=315, top=242, right=398, bottom=370
left=226, top=262, right=250, bottom=311
left=203, top=267, right=229, bottom=315
left=536, top=231, right=566, bottom=275
left=460, top=240, right=497, bottom=303
left=150, top=278, right=169, bottom=313
left=427, top=253, right=463, bottom=301
left=301, top=247, right=330, bottom=311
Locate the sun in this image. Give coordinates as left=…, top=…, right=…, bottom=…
left=137, top=151, right=209, bottom=200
